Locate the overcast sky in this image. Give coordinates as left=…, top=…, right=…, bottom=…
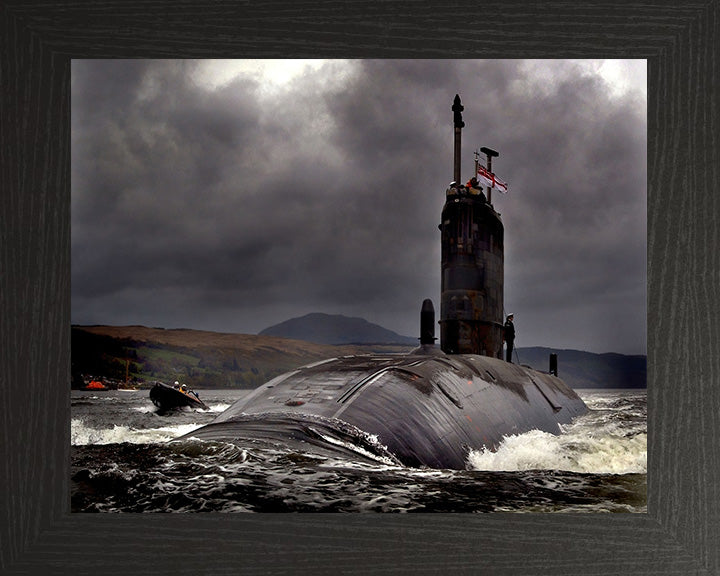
left=71, top=59, right=646, bottom=355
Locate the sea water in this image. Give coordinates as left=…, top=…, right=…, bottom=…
left=71, top=389, right=646, bottom=512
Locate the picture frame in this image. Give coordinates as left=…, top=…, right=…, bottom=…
left=2, top=1, right=716, bottom=574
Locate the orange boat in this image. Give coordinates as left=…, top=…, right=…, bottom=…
left=84, top=380, right=108, bottom=391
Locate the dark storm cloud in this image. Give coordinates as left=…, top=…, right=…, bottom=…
left=72, top=59, right=646, bottom=353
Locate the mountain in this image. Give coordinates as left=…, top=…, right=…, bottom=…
left=516, top=347, right=647, bottom=389
left=259, top=313, right=418, bottom=346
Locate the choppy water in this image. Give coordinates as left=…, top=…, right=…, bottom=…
left=71, top=388, right=646, bottom=513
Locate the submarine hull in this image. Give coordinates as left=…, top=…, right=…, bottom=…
left=179, top=353, right=587, bottom=470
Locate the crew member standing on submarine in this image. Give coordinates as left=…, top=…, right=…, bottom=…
left=504, top=313, right=516, bottom=363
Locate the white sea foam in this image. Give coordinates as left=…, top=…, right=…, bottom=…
left=71, top=418, right=202, bottom=446
left=467, top=427, right=647, bottom=474
left=131, top=405, right=157, bottom=414
left=209, top=403, right=231, bottom=413
left=468, top=390, right=647, bottom=474
left=130, top=402, right=228, bottom=414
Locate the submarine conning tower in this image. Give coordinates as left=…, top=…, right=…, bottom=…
left=440, top=95, right=504, bottom=357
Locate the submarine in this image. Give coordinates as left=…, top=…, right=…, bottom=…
left=178, top=95, right=588, bottom=470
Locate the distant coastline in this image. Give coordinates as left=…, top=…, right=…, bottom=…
left=71, top=323, right=646, bottom=391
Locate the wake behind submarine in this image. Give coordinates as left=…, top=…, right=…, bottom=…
left=179, top=95, right=588, bottom=470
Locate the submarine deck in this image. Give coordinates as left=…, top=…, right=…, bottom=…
left=182, top=352, right=587, bottom=469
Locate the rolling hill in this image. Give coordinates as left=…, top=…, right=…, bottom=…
left=513, top=347, right=646, bottom=389
left=71, top=325, right=411, bottom=390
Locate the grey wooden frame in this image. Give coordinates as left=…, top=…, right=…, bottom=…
left=2, top=2, right=718, bottom=574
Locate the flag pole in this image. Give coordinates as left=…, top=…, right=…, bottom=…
left=480, top=146, right=499, bottom=204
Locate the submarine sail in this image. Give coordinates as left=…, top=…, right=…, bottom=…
left=440, top=185, right=504, bottom=356
left=178, top=95, right=588, bottom=470
left=441, top=95, right=504, bottom=356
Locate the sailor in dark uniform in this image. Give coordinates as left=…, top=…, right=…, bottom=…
left=503, top=313, right=515, bottom=363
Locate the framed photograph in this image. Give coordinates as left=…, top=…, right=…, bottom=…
left=69, top=58, right=647, bottom=513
